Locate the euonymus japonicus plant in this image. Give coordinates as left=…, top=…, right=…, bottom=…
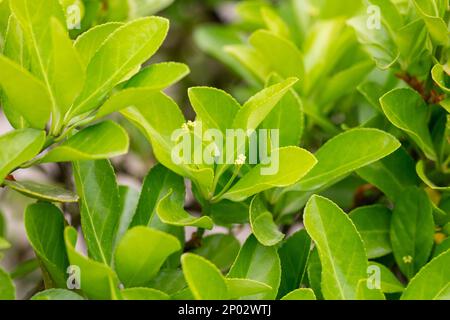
left=0, top=0, right=449, bottom=301
left=193, top=0, right=450, bottom=300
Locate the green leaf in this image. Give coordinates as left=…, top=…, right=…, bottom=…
left=349, top=205, right=392, bottom=259
left=262, top=73, right=304, bottom=147
left=368, top=262, right=404, bottom=293
left=281, top=288, right=316, bottom=300
left=306, top=248, right=323, bottom=300
left=433, top=238, right=450, bottom=258
left=31, top=289, right=84, bottom=300
left=293, top=128, right=400, bottom=191
left=416, top=160, right=450, bottom=191
left=232, top=77, right=298, bottom=131
left=157, top=189, right=213, bottom=229
left=39, top=121, right=129, bottom=163
left=148, top=269, right=186, bottom=295
left=402, top=250, right=450, bottom=300
left=228, top=235, right=281, bottom=300
left=192, top=234, right=240, bottom=272
left=96, top=88, right=159, bottom=119
left=0, top=129, right=46, bottom=184
left=356, top=147, right=420, bottom=200
left=225, top=44, right=272, bottom=82
left=4, top=180, right=78, bottom=203
left=114, top=226, right=181, bottom=287
left=48, top=17, right=85, bottom=120
left=125, top=62, right=190, bottom=90
left=390, top=187, right=434, bottom=279
left=431, top=64, right=450, bottom=94
left=188, top=86, right=241, bottom=133
left=249, top=30, right=304, bottom=85
left=223, top=147, right=317, bottom=202
left=64, top=227, right=120, bottom=300
left=413, top=0, right=449, bottom=46
left=131, top=164, right=184, bottom=227
left=70, top=17, right=169, bottom=117
left=356, top=279, right=386, bottom=300
left=277, top=229, right=311, bottom=299
left=249, top=194, right=284, bottom=246
left=0, top=267, right=15, bottom=300
left=9, top=0, right=66, bottom=130
left=2, top=15, right=30, bottom=129
left=128, top=0, right=174, bottom=17
left=0, top=55, right=51, bottom=128
left=304, top=195, right=368, bottom=300
left=0, top=237, right=10, bottom=251
left=115, top=185, right=139, bottom=246
left=225, top=278, right=272, bottom=299
left=74, top=22, right=124, bottom=66
left=73, top=159, right=120, bottom=265
left=380, top=88, right=437, bottom=161
left=121, top=288, right=170, bottom=300
left=181, top=253, right=229, bottom=300
left=25, top=202, right=69, bottom=288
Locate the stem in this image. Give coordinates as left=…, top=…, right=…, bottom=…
left=210, top=165, right=241, bottom=203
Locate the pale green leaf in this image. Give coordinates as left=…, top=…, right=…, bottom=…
left=39, top=121, right=129, bottom=163
left=249, top=194, right=284, bottom=246
left=304, top=195, right=368, bottom=300
left=4, top=180, right=78, bottom=203
left=0, top=129, right=46, bottom=184
left=281, top=288, right=316, bottom=300
left=114, top=226, right=180, bottom=288
left=380, top=88, right=437, bottom=161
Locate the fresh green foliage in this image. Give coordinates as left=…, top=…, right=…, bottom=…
left=0, top=0, right=449, bottom=302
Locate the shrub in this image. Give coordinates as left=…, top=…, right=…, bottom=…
left=0, top=0, right=449, bottom=301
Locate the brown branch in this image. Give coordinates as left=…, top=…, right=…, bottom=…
left=396, top=72, right=445, bottom=104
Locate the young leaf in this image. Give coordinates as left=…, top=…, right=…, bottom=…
left=223, top=147, right=317, bottom=202
left=115, top=227, right=180, bottom=288
left=25, top=202, right=69, bottom=288
left=380, top=88, right=437, bottom=160
left=73, top=159, right=120, bottom=265
left=225, top=278, right=272, bottom=299
left=262, top=73, right=304, bottom=147
left=192, top=234, right=240, bottom=271
left=304, top=195, right=368, bottom=300
left=228, top=235, right=281, bottom=300
left=39, top=121, right=129, bottom=163
left=293, top=128, right=400, bottom=191
left=9, top=0, right=66, bottom=129
left=390, top=187, right=434, bottom=279
left=181, top=253, right=229, bottom=300
left=356, top=279, right=386, bottom=300
left=0, top=129, right=45, bottom=184
left=0, top=267, right=15, bottom=300
left=431, top=64, right=450, bottom=94
left=249, top=30, right=304, bottom=83
left=249, top=194, right=284, bottom=246
left=70, top=17, right=169, bottom=117
left=125, top=62, right=190, bottom=90
left=401, top=250, right=450, bottom=300
left=74, top=22, right=124, bottom=66
left=131, top=164, right=184, bottom=227
left=157, top=189, right=213, bottom=229
left=0, top=55, right=51, bottom=129
left=281, top=288, right=316, bottom=300
left=277, top=229, right=311, bottom=299
left=368, top=262, right=404, bottom=293
left=115, top=185, right=139, bottom=246
left=64, top=227, right=120, bottom=300
left=121, top=288, right=170, bottom=300
left=4, top=180, right=78, bottom=203
left=188, top=86, right=241, bottom=133
left=232, top=77, right=298, bottom=130
left=49, top=17, right=85, bottom=121
left=31, top=289, right=84, bottom=300
left=413, top=0, right=449, bottom=46
left=349, top=205, right=392, bottom=259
